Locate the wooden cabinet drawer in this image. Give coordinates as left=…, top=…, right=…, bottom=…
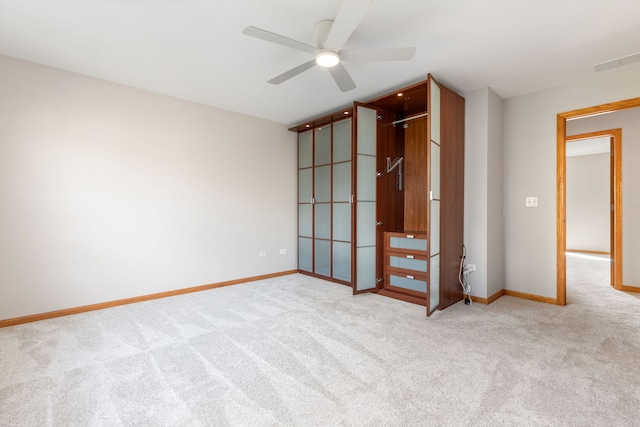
left=385, top=232, right=428, bottom=255
left=386, top=273, right=428, bottom=294
left=386, top=253, right=428, bottom=273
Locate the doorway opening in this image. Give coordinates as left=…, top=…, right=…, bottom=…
left=565, top=130, right=620, bottom=291
left=556, top=97, right=640, bottom=305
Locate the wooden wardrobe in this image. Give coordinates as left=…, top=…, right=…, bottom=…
left=293, top=74, right=464, bottom=316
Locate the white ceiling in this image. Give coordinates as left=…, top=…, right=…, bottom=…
left=1, top=0, right=639, bottom=126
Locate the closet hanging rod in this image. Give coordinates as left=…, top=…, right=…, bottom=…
left=392, top=112, right=428, bottom=126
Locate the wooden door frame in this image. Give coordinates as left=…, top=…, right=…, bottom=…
left=557, top=97, right=640, bottom=305
left=565, top=129, right=622, bottom=290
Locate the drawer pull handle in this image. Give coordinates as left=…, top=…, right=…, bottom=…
left=406, top=235, right=414, bottom=239
left=406, top=275, right=414, bottom=280
left=406, top=255, right=415, bottom=259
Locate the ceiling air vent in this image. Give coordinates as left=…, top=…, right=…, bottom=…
left=594, top=52, right=640, bottom=72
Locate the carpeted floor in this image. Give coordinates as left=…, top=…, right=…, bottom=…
left=1, top=261, right=639, bottom=426
left=566, top=252, right=611, bottom=294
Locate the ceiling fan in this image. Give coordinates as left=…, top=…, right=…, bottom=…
left=242, top=0, right=416, bottom=92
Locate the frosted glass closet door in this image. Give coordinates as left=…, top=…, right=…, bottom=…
left=333, top=118, right=352, bottom=282
left=428, top=78, right=441, bottom=314
left=355, top=105, right=377, bottom=292
left=314, top=126, right=332, bottom=277
left=298, top=130, right=313, bottom=272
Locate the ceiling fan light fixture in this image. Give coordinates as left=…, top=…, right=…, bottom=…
left=316, top=51, right=340, bottom=67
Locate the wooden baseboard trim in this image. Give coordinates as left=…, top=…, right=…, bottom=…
left=504, top=289, right=559, bottom=305
left=470, top=289, right=505, bottom=304
left=297, top=270, right=352, bottom=287
left=0, top=270, right=298, bottom=328
left=488, top=289, right=506, bottom=303
left=621, top=285, right=640, bottom=293
left=566, top=249, right=610, bottom=255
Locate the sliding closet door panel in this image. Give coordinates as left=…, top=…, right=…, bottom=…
left=356, top=247, right=376, bottom=291
left=333, top=162, right=351, bottom=202
left=333, top=119, right=352, bottom=162
left=299, top=130, right=313, bottom=168
left=357, top=108, right=377, bottom=155
left=299, top=237, right=312, bottom=272
left=331, top=118, right=353, bottom=284
left=430, top=80, right=441, bottom=145
left=333, top=241, right=351, bottom=282
left=299, top=169, right=312, bottom=203
left=314, top=127, right=331, bottom=166
left=430, top=200, right=440, bottom=255
left=314, top=165, right=331, bottom=203
left=314, top=203, right=331, bottom=240
left=427, top=77, right=442, bottom=316
left=298, top=129, right=314, bottom=274
left=333, top=203, right=351, bottom=242
left=430, top=143, right=441, bottom=258
left=356, top=155, right=376, bottom=201
left=299, top=204, right=312, bottom=237
left=354, top=104, right=378, bottom=293
left=314, top=239, right=331, bottom=277
left=429, top=254, right=440, bottom=311
left=356, top=202, right=376, bottom=247
left=431, top=142, right=441, bottom=200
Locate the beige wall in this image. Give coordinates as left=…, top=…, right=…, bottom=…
left=464, top=87, right=504, bottom=299
left=502, top=64, right=640, bottom=298
left=0, top=55, right=298, bottom=320
left=486, top=88, right=504, bottom=298
left=566, top=153, right=610, bottom=252
left=464, top=88, right=489, bottom=299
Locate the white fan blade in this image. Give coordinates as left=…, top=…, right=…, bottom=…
left=340, top=47, right=416, bottom=62
left=243, top=26, right=318, bottom=55
left=323, top=0, right=372, bottom=52
left=328, top=63, right=356, bottom=92
left=268, top=60, right=317, bottom=85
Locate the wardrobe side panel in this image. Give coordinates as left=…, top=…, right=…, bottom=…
left=439, top=85, right=466, bottom=310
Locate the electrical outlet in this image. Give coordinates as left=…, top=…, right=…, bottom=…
left=259, top=251, right=267, bottom=257
left=279, top=249, right=287, bottom=255
left=525, top=197, right=538, bottom=207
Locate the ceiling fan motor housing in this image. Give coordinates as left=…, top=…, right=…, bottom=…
left=316, top=51, right=340, bottom=67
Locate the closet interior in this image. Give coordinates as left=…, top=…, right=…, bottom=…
left=293, top=74, right=465, bottom=316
